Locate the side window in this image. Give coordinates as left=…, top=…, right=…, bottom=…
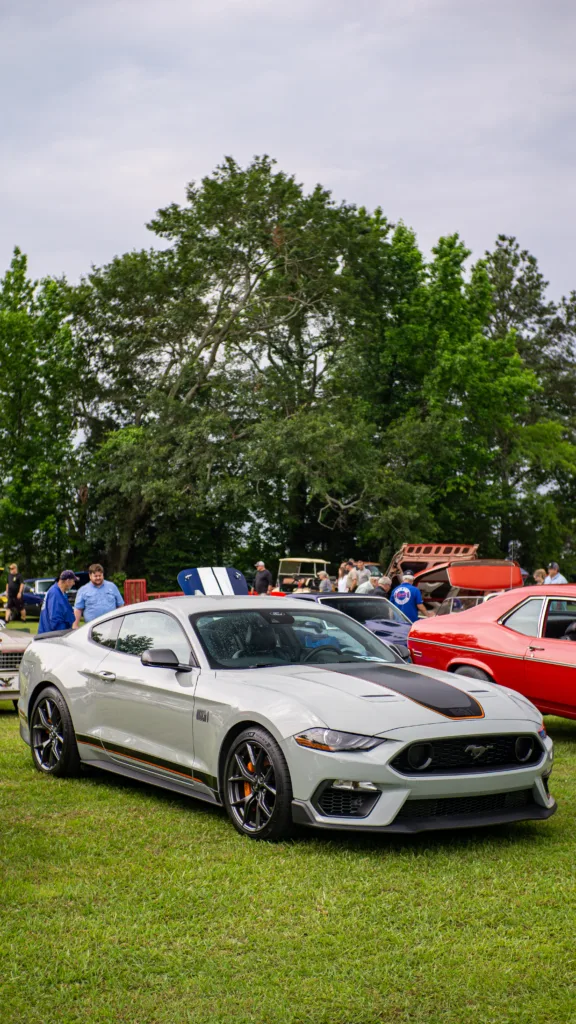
left=502, top=599, right=544, bottom=637
left=544, top=599, right=576, bottom=640
left=116, top=612, right=191, bottom=663
left=91, top=617, right=123, bottom=649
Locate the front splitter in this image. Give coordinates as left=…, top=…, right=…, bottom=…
left=291, top=798, right=557, bottom=834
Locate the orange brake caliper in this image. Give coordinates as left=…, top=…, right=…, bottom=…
left=244, top=762, right=254, bottom=798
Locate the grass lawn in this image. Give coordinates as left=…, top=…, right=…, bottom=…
left=1, top=709, right=576, bottom=1024
left=3, top=620, right=39, bottom=634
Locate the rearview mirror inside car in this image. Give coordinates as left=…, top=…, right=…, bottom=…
left=141, top=648, right=193, bottom=672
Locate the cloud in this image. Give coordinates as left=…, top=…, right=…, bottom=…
left=1, top=0, right=575, bottom=295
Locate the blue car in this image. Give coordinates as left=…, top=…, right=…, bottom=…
left=291, top=593, right=411, bottom=657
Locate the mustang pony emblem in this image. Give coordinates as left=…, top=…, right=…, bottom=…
left=465, top=743, right=494, bottom=760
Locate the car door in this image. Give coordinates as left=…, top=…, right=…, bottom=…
left=86, top=609, right=199, bottom=786
left=523, top=597, right=576, bottom=716
left=492, top=596, right=546, bottom=702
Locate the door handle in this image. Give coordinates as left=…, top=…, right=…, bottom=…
left=528, top=645, right=545, bottom=651
left=98, top=671, right=116, bottom=682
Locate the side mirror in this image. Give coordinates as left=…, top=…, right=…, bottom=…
left=389, top=643, right=410, bottom=662
left=141, top=648, right=193, bottom=672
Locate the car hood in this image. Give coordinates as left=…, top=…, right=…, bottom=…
left=227, top=661, right=540, bottom=733
left=364, top=619, right=410, bottom=640
left=0, top=631, right=33, bottom=652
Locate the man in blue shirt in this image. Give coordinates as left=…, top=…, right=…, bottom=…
left=38, top=571, right=78, bottom=634
left=73, top=563, right=124, bottom=626
left=544, top=561, right=568, bottom=585
left=390, top=572, right=431, bottom=623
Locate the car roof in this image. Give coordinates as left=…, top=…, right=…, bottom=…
left=411, top=583, right=576, bottom=634
left=115, top=596, right=333, bottom=615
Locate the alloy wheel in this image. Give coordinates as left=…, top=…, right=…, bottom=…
left=31, top=697, right=65, bottom=772
left=226, top=740, right=277, bottom=834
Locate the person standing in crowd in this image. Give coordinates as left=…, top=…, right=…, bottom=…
left=38, top=571, right=78, bottom=634
left=337, top=563, right=349, bottom=592
left=5, top=563, right=26, bottom=623
left=345, top=560, right=358, bottom=592
left=355, top=560, right=371, bottom=587
left=356, top=575, right=375, bottom=594
left=253, top=560, right=273, bottom=594
left=73, top=564, right=124, bottom=627
left=372, top=576, right=392, bottom=597
left=544, top=562, right=568, bottom=585
left=390, top=572, right=431, bottom=623
left=317, top=571, right=332, bottom=593
left=533, top=569, right=546, bottom=585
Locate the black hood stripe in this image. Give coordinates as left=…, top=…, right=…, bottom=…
left=318, top=664, right=484, bottom=720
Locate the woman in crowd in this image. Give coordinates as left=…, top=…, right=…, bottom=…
left=337, top=563, right=349, bottom=592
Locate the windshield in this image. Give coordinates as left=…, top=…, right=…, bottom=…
left=36, top=579, right=54, bottom=594
left=191, top=608, right=400, bottom=670
left=318, top=597, right=410, bottom=625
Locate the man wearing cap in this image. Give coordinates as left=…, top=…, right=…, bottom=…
left=73, top=564, right=124, bottom=626
left=254, top=560, right=273, bottom=595
left=38, top=571, right=78, bottom=634
left=544, top=562, right=568, bottom=585
left=390, top=572, right=432, bottom=623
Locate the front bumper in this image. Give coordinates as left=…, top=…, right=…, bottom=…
left=0, top=674, right=19, bottom=701
left=292, top=793, right=557, bottom=833
left=285, top=721, right=556, bottom=833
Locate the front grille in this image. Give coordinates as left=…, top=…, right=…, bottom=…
left=391, top=734, right=543, bottom=775
left=316, top=787, right=381, bottom=818
left=396, top=789, right=532, bottom=821
left=0, top=652, right=23, bottom=672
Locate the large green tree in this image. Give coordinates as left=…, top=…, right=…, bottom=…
left=0, top=250, right=80, bottom=574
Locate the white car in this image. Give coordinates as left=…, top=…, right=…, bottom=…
left=18, top=597, right=556, bottom=840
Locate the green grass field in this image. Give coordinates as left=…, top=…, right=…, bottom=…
left=1, top=707, right=576, bottom=1024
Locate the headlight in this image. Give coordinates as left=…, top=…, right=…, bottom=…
left=294, top=729, right=385, bottom=752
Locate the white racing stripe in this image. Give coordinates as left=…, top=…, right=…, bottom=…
left=197, top=567, right=221, bottom=595
left=213, top=567, right=235, bottom=595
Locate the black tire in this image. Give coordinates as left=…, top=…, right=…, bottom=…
left=223, top=727, right=294, bottom=841
left=453, top=665, right=492, bottom=682
left=29, top=686, right=81, bottom=777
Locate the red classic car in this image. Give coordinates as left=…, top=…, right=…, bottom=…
left=408, top=584, right=576, bottom=720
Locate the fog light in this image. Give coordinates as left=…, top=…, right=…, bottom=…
left=407, top=743, right=433, bottom=771
left=332, top=780, right=378, bottom=791
left=515, top=737, right=535, bottom=763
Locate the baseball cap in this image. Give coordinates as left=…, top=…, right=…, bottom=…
left=59, top=570, right=79, bottom=582
left=255, top=560, right=265, bottom=567
left=547, top=561, right=559, bottom=570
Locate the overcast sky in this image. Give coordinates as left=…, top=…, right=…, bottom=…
left=2, top=0, right=574, bottom=295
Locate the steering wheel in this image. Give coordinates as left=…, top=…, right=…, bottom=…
left=301, top=646, right=357, bottom=663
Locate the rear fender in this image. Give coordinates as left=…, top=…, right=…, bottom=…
left=447, top=657, right=496, bottom=681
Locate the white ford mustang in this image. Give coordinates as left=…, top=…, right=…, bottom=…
left=18, top=596, right=556, bottom=840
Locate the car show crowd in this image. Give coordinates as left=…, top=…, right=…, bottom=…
left=3, top=563, right=124, bottom=633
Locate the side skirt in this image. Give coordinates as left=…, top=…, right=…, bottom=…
left=81, top=757, right=223, bottom=806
